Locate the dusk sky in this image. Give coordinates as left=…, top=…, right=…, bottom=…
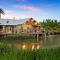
left=0, top=0, right=60, bottom=22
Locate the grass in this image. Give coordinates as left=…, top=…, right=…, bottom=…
left=0, top=43, right=60, bottom=60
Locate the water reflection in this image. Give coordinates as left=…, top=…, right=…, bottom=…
left=3, top=35, right=60, bottom=49
left=43, top=35, right=60, bottom=47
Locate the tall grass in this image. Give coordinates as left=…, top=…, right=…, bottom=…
left=0, top=43, right=60, bottom=60
left=0, top=43, right=17, bottom=60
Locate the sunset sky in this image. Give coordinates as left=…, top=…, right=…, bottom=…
left=0, top=0, right=60, bottom=22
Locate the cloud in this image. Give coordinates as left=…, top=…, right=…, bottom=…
left=1, top=9, right=30, bottom=19
left=1, top=7, right=51, bottom=21
left=1, top=10, right=20, bottom=19
left=15, top=5, right=39, bottom=12
left=17, top=0, right=27, bottom=2
left=0, top=0, right=4, bottom=2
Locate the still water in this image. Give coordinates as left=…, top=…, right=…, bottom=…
left=13, top=35, right=60, bottom=48
left=43, top=35, right=60, bottom=47
left=2, top=35, right=60, bottom=49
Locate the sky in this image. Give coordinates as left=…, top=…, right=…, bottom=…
left=0, top=0, right=60, bottom=22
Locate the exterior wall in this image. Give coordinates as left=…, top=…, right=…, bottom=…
left=0, top=25, right=15, bottom=34
left=5, top=26, right=15, bottom=34
left=16, top=24, right=32, bottom=33
left=5, top=26, right=12, bottom=34
left=15, top=19, right=38, bottom=33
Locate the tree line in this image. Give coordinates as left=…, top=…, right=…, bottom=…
left=38, top=19, right=60, bottom=34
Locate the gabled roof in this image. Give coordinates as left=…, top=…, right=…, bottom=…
left=0, top=19, right=28, bottom=25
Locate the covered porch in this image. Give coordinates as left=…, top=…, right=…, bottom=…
left=0, top=25, right=16, bottom=35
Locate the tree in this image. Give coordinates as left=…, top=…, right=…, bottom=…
left=39, top=19, right=60, bottom=34
left=0, top=8, right=4, bottom=19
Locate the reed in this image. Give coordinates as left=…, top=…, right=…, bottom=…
left=0, top=43, right=60, bottom=60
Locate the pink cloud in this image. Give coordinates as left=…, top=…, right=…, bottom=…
left=15, top=5, right=39, bottom=12
left=2, top=9, right=30, bottom=19
left=0, top=0, right=4, bottom=1
left=17, top=0, right=27, bottom=2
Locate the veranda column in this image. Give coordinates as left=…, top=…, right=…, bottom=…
left=14, top=25, right=16, bottom=34
left=3, top=26, right=5, bottom=32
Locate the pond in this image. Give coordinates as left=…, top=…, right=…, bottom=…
left=0, top=35, right=60, bottom=49
left=43, top=35, right=60, bottom=48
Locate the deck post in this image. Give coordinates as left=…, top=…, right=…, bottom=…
left=37, top=34, right=39, bottom=42
left=44, top=32, right=47, bottom=41
left=14, top=25, right=16, bottom=34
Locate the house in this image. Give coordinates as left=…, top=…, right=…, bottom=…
left=0, top=18, right=38, bottom=35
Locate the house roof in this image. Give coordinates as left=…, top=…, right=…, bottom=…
left=0, top=19, right=28, bottom=25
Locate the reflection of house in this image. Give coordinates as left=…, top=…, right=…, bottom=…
left=0, top=18, right=38, bottom=35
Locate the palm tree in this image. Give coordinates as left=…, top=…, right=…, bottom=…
left=0, top=8, right=4, bottom=19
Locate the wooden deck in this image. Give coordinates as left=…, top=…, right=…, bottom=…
left=0, top=30, right=43, bottom=36
left=0, top=32, right=6, bottom=35
left=28, top=31, right=43, bottom=35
